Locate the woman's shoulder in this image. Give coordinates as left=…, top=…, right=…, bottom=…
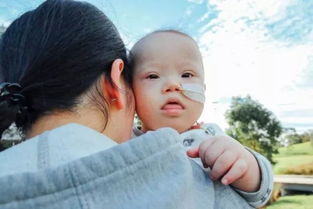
left=0, top=123, right=117, bottom=177
left=0, top=134, right=39, bottom=177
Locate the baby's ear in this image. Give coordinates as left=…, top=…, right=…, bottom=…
left=103, top=59, right=125, bottom=109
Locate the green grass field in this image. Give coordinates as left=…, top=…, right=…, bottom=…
left=273, top=142, right=313, bottom=174
left=266, top=195, right=313, bottom=209
left=276, top=142, right=313, bottom=156
left=268, top=142, right=313, bottom=208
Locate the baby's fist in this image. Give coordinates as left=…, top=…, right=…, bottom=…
left=187, top=135, right=259, bottom=190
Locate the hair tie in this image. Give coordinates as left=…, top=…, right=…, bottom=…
left=0, top=82, right=25, bottom=104
left=0, top=82, right=28, bottom=113
left=0, top=82, right=29, bottom=127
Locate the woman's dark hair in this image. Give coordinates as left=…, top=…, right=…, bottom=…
left=0, top=0, right=132, bottom=137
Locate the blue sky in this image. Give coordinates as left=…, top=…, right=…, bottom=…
left=1, top=0, right=313, bottom=133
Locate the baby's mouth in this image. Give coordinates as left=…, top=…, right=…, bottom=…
left=162, top=102, right=184, bottom=110
left=161, top=99, right=185, bottom=116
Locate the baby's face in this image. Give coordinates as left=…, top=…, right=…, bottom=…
left=132, top=32, right=205, bottom=133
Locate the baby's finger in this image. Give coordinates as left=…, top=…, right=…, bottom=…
left=199, top=140, right=214, bottom=168
left=201, top=140, right=225, bottom=168
left=186, top=147, right=199, bottom=158
left=209, top=150, right=235, bottom=181
left=221, top=159, right=248, bottom=185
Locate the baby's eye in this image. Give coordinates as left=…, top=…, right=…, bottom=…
left=182, top=72, right=194, bottom=78
left=146, top=74, right=159, bottom=79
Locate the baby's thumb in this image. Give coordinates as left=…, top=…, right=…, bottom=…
left=186, top=147, right=200, bottom=158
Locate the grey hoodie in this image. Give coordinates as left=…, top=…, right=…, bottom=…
left=0, top=124, right=271, bottom=209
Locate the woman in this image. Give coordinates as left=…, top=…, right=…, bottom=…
left=0, top=1, right=271, bottom=208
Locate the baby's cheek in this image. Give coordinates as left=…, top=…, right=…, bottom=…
left=136, top=99, right=156, bottom=120
left=189, top=103, right=204, bottom=123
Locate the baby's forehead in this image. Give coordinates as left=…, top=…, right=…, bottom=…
left=133, top=32, right=199, bottom=53
left=132, top=32, right=203, bottom=66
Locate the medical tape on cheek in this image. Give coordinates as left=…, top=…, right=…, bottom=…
left=180, top=83, right=206, bottom=104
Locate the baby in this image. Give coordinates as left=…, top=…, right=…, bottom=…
left=130, top=30, right=272, bottom=206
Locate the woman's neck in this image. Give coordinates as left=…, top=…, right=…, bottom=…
left=26, top=109, right=106, bottom=139
left=27, top=107, right=133, bottom=144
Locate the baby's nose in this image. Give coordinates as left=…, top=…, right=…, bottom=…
left=163, top=82, right=182, bottom=93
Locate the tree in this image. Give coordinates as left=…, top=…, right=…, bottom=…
left=225, top=96, right=282, bottom=164
left=284, top=129, right=313, bottom=146
left=0, top=123, right=22, bottom=151
left=299, top=130, right=313, bottom=145
left=283, top=128, right=302, bottom=145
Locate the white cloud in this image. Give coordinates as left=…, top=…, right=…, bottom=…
left=0, top=18, right=11, bottom=27
left=197, top=12, right=210, bottom=23
left=208, top=0, right=295, bottom=21
left=198, top=0, right=313, bottom=132
left=186, top=8, right=192, bottom=16
left=187, top=0, right=204, bottom=4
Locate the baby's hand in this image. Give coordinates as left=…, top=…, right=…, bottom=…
left=186, top=135, right=261, bottom=192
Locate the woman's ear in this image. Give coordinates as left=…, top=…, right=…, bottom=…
left=103, top=58, right=125, bottom=109
left=111, top=58, right=124, bottom=89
